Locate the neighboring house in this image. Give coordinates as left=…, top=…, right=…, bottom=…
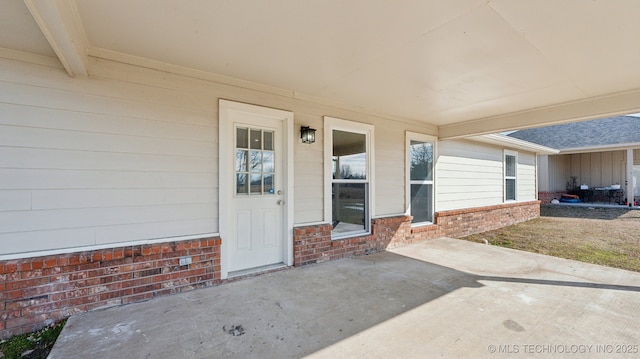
left=508, top=116, right=640, bottom=206
left=0, top=1, right=636, bottom=339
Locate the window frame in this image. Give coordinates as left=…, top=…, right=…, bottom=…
left=504, top=150, right=518, bottom=202
left=405, top=132, right=436, bottom=226
left=324, top=117, right=375, bottom=240
left=234, top=125, right=276, bottom=197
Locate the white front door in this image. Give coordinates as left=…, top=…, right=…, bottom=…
left=219, top=101, right=293, bottom=277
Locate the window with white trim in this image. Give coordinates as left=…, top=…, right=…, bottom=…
left=407, top=133, right=435, bottom=224
left=325, top=117, right=374, bottom=239
left=504, top=150, right=517, bottom=201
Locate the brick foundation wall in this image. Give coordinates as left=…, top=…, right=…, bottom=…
left=293, top=216, right=422, bottom=266
left=1, top=201, right=540, bottom=339
left=294, top=201, right=540, bottom=266
left=0, top=237, right=220, bottom=339
left=435, top=201, right=540, bottom=238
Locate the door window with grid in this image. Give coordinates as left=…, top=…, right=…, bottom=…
left=235, top=127, right=275, bottom=196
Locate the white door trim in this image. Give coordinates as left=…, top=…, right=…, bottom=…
left=219, top=99, right=294, bottom=279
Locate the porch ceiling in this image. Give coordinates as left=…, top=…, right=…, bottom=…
left=2, top=0, right=640, bottom=138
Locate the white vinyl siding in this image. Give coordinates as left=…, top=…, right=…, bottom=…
left=436, top=140, right=503, bottom=211
left=4, top=54, right=546, bottom=257
left=1, top=55, right=441, bottom=257
left=436, top=140, right=537, bottom=211
left=517, top=152, right=536, bottom=200
left=0, top=57, right=218, bottom=256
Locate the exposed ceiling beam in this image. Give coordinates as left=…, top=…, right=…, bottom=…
left=438, top=89, right=640, bottom=140
left=24, top=0, right=88, bottom=77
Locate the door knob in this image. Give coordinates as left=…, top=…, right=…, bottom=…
left=277, top=190, right=283, bottom=195
left=277, top=200, right=284, bottom=205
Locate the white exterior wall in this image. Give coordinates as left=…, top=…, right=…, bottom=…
left=0, top=58, right=219, bottom=255
left=1, top=55, right=541, bottom=257
left=518, top=152, right=537, bottom=200
left=436, top=139, right=537, bottom=211
left=0, top=55, right=439, bottom=257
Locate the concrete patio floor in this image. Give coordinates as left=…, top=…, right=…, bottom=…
left=48, top=238, right=640, bottom=358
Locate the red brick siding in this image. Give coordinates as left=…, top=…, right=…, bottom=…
left=293, top=201, right=540, bottom=266
left=0, top=237, right=221, bottom=339
left=1, top=201, right=540, bottom=339
left=435, top=201, right=540, bottom=238
left=292, top=216, right=418, bottom=266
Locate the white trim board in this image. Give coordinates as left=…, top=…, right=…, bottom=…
left=0, top=232, right=218, bottom=261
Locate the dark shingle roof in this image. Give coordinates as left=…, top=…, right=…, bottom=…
left=507, top=116, right=640, bottom=149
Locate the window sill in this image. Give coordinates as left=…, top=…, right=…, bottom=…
left=331, top=230, right=370, bottom=241
left=411, top=221, right=434, bottom=227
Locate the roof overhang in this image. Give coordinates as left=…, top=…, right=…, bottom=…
left=467, top=133, right=559, bottom=155
left=555, top=143, right=640, bottom=155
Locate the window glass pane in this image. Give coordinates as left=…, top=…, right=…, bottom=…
left=264, top=174, right=274, bottom=194
left=236, top=174, right=247, bottom=194
left=505, top=155, right=516, bottom=177
left=250, top=129, right=262, bottom=149
left=249, top=150, right=262, bottom=173
left=250, top=174, right=262, bottom=194
left=332, top=183, right=367, bottom=233
left=264, top=131, right=274, bottom=151
left=410, top=140, right=433, bottom=181
left=235, top=150, right=247, bottom=172
left=411, top=183, right=433, bottom=223
left=263, top=151, right=274, bottom=172
left=506, top=178, right=516, bottom=200
left=236, top=127, right=248, bottom=149
left=333, top=130, right=366, bottom=179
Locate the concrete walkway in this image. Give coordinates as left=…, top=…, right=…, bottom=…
left=49, top=238, right=640, bottom=358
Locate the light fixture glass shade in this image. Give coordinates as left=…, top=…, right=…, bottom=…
left=301, top=126, right=316, bottom=144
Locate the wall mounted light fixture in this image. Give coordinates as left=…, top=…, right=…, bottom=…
left=300, top=126, right=316, bottom=144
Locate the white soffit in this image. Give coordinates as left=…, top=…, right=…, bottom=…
left=2, top=0, right=640, bottom=134
left=0, top=0, right=56, bottom=57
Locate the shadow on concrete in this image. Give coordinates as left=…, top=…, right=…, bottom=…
left=50, top=251, right=484, bottom=358
left=49, top=249, right=640, bottom=359
left=479, top=276, right=640, bottom=292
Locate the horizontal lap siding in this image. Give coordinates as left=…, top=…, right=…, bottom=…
left=518, top=152, right=536, bottom=200
left=1, top=55, right=439, bottom=256
left=0, top=58, right=218, bottom=256
left=293, top=127, right=323, bottom=224
left=436, top=140, right=503, bottom=211
left=374, top=127, right=405, bottom=217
